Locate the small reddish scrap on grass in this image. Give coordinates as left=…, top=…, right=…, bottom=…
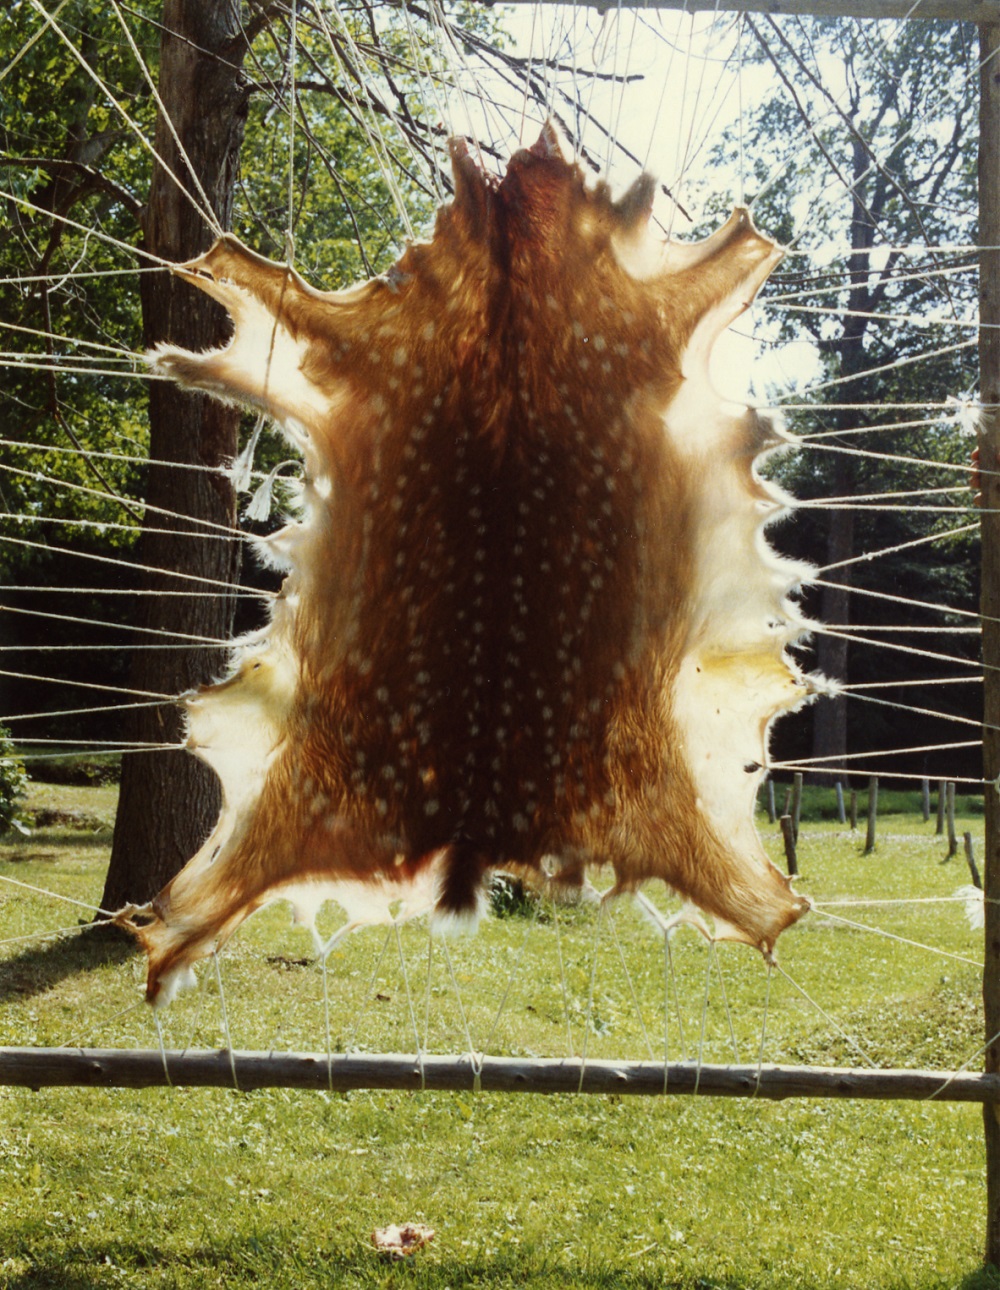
left=371, top=1222, right=436, bottom=1260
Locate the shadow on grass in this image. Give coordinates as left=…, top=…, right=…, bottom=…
left=4, top=1239, right=999, bottom=1290
left=0, top=925, right=135, bottom=1007
left=1, top=828, right=114, bottom=856
left=962, top=1268, right=1000, bottom=1290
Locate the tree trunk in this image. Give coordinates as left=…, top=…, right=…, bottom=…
left=101, top=1, right=252, bottom=911
left=809, top=127, right=875, bottom=777
left=811, top=453, right=855, bottom=779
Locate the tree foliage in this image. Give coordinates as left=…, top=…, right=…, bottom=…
left=705, top=15, right=982, bottom=781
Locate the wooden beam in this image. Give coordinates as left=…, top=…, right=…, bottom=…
left=504, top=2, right=1000, bottom=22
left=0, top=1048, right=997, bottom=1101
left=979, top=17, right=1000, bottom=1269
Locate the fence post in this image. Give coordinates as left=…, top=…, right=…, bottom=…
left=835, top=781, right=846, bottom=825
left=936, top=779, right=947, bottom=836
left=791, top=772, right=803, bottom=842
left=977, top=17, right=1000, bottom=1265
left=780, top=815, right=798, bottom=876
left=965, top=833, right=983, bottom=891
left=863, top=776, right=878, bottom=855
left=921, top=777, right=931, bottom=823
left=946, top=782, right=959, bottom=860
left=766, top=779, right=776, bottom=825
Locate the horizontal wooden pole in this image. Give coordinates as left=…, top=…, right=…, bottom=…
left=502, top=1, right=1000, bottom=20
left=1, top=1048, right=996, bottom=1101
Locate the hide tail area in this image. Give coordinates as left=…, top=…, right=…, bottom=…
left=117, top=122, right=815, bottom=1006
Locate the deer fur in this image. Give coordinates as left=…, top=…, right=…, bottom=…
left=117, top=124, right=813, bottom=1005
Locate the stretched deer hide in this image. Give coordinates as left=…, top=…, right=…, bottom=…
left=119, top=124, right=814, bottom=1006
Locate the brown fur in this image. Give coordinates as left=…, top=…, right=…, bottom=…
left=119, top=126, right=810, bottom=1002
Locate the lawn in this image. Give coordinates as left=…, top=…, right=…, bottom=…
left=0, top=778, right=995, bottom=1289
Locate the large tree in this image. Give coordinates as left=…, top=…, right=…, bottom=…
left=715, top=15, right=980, bottom=781
left=101, top=0, right=253, bottom=909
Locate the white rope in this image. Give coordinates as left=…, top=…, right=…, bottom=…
left=826, top=625, right=980, bottom=635
left=0, top=585, right=264, bottom=600
left=753, top=960, right=772, bottom=1094
left=842, top=677, right=982, bottom=691
left=319, top=1, right=416, bottom=238
left=0, top=267, right=160, bottom=287
left=773, top=739, right=979, bottom=766
left=842, top=689, right=987, bottom=732
left=0, top=872, right=112, bottom=919
left=770, top=301, right=984, bottom=332
left=813, top=911, right=981, bottom=970
left=1, top=602, right=228, bottom=645
left=3, top=643, right=227, bottom=653
left=766, top=261, right=975, bottom=304
left=577, top=897, right=606, bottom=1093
left=771, top=400, right=978, bottom=412
left=770, top=765, right=984, bottom=787
left=0, top=667, right=169, bottom=699
left=0, top=0, right=72, bottom=81
left=607, top=907, right=655, bottom=1062
left=286, top=0, right=298, bottom=263
left=14, top=737, right=185, bottom=749
left=814, top=578, right=986, bottom=626
left=211, top=953, right=240, bottom=1090
left=770, top=962, right=877, bottom=1069
left=0, top=189, right=175, bottom=267
left=0, top=534, right=272, bottom=595
left=0, top=512, right=243, bottom=545
left=812, top=626, right=985, bottom=672
left=819, top=523, right=979, bottom=574
left=814, top=897, right=988, bottom=910
left=0, top=435, right=290, bottom=483
left=24, top=0, right=222, bottom=235
left=111, top=0, right=228, bottom=237
left=810, top=485, right=970, bottom=504
left=3, top=699, right=168, bottom=723
left=795, top=418, right=965, bottom=442
left=0, top=358, right=161, bottom=380
left=0, top=321, right=139, bottom=358
left=784, top=340, right=975, bottom=399
left=0, top=461, right=243, bottom=536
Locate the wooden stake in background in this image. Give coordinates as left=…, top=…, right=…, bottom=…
left=780, top=815, right=798, bottom=876
left=965, top=833, right=983, bottom=891
left=791, top=772, right=804, bottom=843
left=946, top=782, right=959, bottom=860
left=863, top=776, right=878, bottom=856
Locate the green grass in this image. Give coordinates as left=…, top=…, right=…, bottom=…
left=0, top=779, right=996, bottom=1289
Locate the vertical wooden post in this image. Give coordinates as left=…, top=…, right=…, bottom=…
left=978, top=19, right=1000, bottom=1268
left=835, top=781, right=846, bottom=824
left=863, top=776, right=878, bottom=855
left=791, top=772, right=804, bottom=842
left=936, top=779, right=947, bottom=835
left=766, top=779, right=776, bottom=825
left=966, top=833, right=984, bottom=892
left=779, top=815, right=798, bottom=876
left=921, top=777, right=931, bottom=823
left=946, top=782, right=959, bottom=859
